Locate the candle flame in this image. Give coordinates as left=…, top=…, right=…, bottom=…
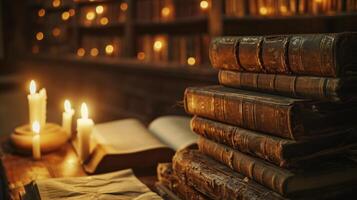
left=81, top=103, right=89, bottom=119
left=30, top=80, right=37, bottom=94
left=64, top=99, right=72, bottom=112
left=32, top=121, right=40, bottom=134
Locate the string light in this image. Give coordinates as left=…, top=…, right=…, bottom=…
left=36, top=32, right=44, bottom=41
left=38, top=9, right=45, bottom=17
left=86, top=11, right=96, bottom=21
left=259, top=7, right=268, bottom=15
left=280, top=6, right=288, bottom=13
left=187, top=57, right=196, bottom=66
left=120, top=2, right=128, bottom=11
left=137, top=52, right=145, bottom=60
left=96, top=5, right=104, bottom=14
left=153, top=40, right=163, bottom=52
left=61, top=11, right=70, bottom=21
left=52, top=27, right=61, bottom=37
left=100, top=17, right=109, bottom=25
left=105, top=44, right=114, bottom=55
left=77, top=48, right=85, bottom=57
left=52, top=0, right=61, bottom=8
left=200, top=0, right=209, bottom=10
left=69, top=9, right=75, bottom=16
left=90, top=48, right=99, bottom=56
left=161, top=7, right=171, bottom=17
left=32, top=45, right=40, bottom=54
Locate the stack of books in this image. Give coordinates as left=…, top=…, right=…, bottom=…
left=156, top=32, right=357, bottom=199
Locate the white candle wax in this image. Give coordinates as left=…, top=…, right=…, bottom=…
left=62, top=100, right=74, bottom=138
left=77, top=103, right=94, bottom=162
left=28, top=80, right=42, bottom=126
left=32, top=121, right=41, bottom=160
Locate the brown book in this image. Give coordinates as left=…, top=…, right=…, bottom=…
left=172, top=149, right=287, bottom=200
left=209, top=33, right=357, bottom=77
left=72, top=116, right=197, bottom=174
left=219, top=70, right=357, bottom=101
left=198, top=137, right=357, bottom=196
left=191, top=116, right=357, bottom=168
left=184, top=85, right=357, bottom=140
left=157, top=163, right=209, bottom=200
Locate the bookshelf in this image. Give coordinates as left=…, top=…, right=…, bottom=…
left=27, top=0, right=357, bottom=69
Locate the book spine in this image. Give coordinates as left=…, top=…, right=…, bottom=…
left=184, top=87, right=297, bottom=139
left=191, top=116, right=288, bottom=167
left=218, top=70, right=342, bottom=101
left=173, top=150, right=286, bottom=200
left=157, top=163, right=209, bottom=200
left=198, top=137, right=292, bottom=195
left=209, top=33, right=350, bottom=77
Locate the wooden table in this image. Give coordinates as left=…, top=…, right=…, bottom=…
left=0, top=136, right=158, bottom=200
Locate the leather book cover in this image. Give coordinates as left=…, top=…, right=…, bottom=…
left=172, top=149, right=286, bottom=200
left=191, top=116, right=357, bottom=168
left=184, top=85, right=357, bottom=140
left=198, top=137, right=357, bottom=196
left=209, top=33, right=357, bottom=77
left=219, top=70, right=357, bottom=102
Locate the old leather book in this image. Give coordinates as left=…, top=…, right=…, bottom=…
left=209, top=33, right=357, bottom=77
left=198, top=137, right=357, bottom=196
left=172, top=149, right=286, bottom=200
left=191, top=116, right=357, bottom=168
left=219, top=70, right=357, bottom=101
left=184, top=85, right=357, bottom=140
left=156, top=163, right=209, bottom=200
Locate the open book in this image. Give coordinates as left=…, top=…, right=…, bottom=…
left=73, top=116, right=197, bottom=174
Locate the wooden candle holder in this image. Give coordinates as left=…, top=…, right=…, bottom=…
left=10, top=123, right=69, bottom=154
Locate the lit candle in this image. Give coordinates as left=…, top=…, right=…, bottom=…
left=32, top=121, right=41, bottom=160
left=62, top=99, right=75, bottom=138
left=28, top=80, right=41, bottom=127
left=77, top=103, right=94, bottom=162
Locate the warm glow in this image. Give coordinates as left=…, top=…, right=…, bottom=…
left=153, top=40, right=163, bottom=51
left=96, top=5, right=104, bottom=14
left=200, top=0, right=209, bottom=10
left=259, top=7, right=268, bottom=15
left=161, top=7, right=171, bottom=17
left=32, top=45, right=40, bottom=54
left=52, top=27, right=61, bottom=37
left=81, top=103, right=89, bottom=119
left=100, top=17, right=109, bottom=25
left=120, top=2, right=128, bottom=11
left=29, top=80, right=37, bottom=95
left=187, top=57, right=196, bottom=66
left=315, top=0, right=323, bottom=3
left=90, top=48, right=99, bottom=56
left=32, top=121, right=41, bottom=134
left=61, top=11, right=70, bottom=20
left=52, top=0, right=61, bottom=8
left=137, top=52, right=145, bottom=60
left=69, top=9, right=75, bottom=16
left=280, top=6, right=288, bottom=13
left=105, top=44, right=114, bottom=55
left=77, top=48, right=85, bottom=57
left=38, top=9, right=45, bottom=17
left=36, top=32, right=44, bottom=41
left=86, top=11, right=96, bottom=20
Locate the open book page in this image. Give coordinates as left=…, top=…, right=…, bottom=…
left=23, top=169, right=162, bottom=200
left=148, top=116, right=198, bottom=151
left=91, top=119, right=168, bottom=153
